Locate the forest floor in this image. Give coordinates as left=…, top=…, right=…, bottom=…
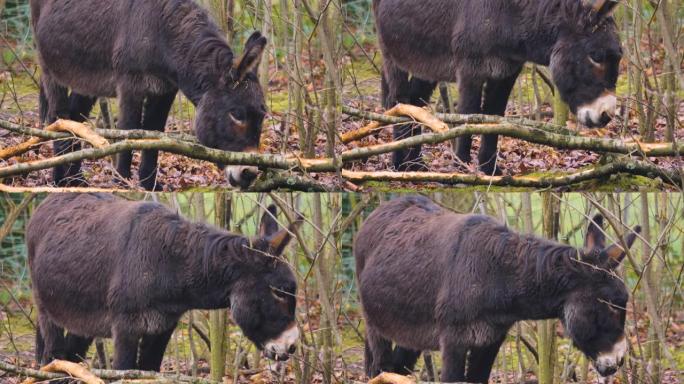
left=1, top=45, right=683, bottom=191
left=1, top=283, right=683, bottom=383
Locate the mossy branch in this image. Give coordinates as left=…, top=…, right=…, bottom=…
left=1, top=118, right=682, bottom=189
left=343, top=158, right=682, bottom=188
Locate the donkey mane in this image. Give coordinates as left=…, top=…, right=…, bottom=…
left=527, top=0, right=614, bottom=32
left=160, top=0, right=236, bottom=99
left=463, top=216, right=594, bottom=291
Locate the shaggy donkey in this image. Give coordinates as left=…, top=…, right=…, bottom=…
left=355, top=196, right=640, bottom=383
left=28, top=193, right=300, bottom=370
left=374, top=0, right=622, bottom=174
left=31, top=0, right=269, bottom=190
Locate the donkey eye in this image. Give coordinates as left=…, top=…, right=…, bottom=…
left=230, top=109, right=246, bottom=121
left=271, top=288, right=290, bottom=301
left=589, top=51, right=606, bottom=65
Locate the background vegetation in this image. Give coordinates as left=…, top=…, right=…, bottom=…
left=0, top=192, right=682, bottom=383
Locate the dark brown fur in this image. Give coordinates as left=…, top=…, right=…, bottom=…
left=31, top=0, right=268, bottom=190
left=374, top=0, right=622, bottom=174
left=28, top=193, right=298, bottom=370
left=355, top=196, right=639, bottom=383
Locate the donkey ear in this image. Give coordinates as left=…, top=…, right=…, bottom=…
left=266, top=214, right=303, bottom=257
left=259, top=204, right=279, bottom=238
left=590, top=0, right=619, bottom=21
left=234, top=31, right=267, bottom=81
left=584, top=214, right=606, bottom=251
left=603, top=225, right=641, bottom=269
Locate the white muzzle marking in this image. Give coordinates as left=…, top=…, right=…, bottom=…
left=577, top=92, right=617, bottom=126
left=596, top=337, right=626, bottom=371
left=225, top=166, right=259, bottom=187
left=264, top=324, right=299, bottom=355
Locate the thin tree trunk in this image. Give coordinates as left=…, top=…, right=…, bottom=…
left=538, top=193, right=561, bottom=384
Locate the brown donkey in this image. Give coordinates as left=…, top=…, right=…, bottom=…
left=355, top=196, right=640, bottom=383
left=374, top=0, right=622, bottom=174
left=32, top=0, right=268, bottom=190
left=28, top=193, right=300, bottom=370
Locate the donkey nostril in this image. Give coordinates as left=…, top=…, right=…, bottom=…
left=288, top=344, right=296, bottom=354
left=599, top=112, right=612, bottom=126
left=241, top=168, right=258, bottom=184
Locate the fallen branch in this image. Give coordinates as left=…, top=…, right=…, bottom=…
left=0, top=118, right=198, bottom=144
left=249, top=173, right=332, bottom=192
left=343, top=158, right=682, bottom=188
left=22, top=360, right=104, bottom=384
left=368, top=373, right=416, bottom=384
left=0, top=138, right=335, bottom=179
left=0, top=359, right=215, bottom=384
left=342, top=123, right=684, bottom=160
left=1, top=119, right=109, bottom=160
left=0, top=184, right=131, bottom=193
left=342, top=104, right=576, bottom=143
left=367, top=372, right=470, bottom=384
left=342, top=104, right=450, bottom=143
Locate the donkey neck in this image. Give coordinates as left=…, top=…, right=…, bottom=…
left=514, top=235, right=585, bottom=319
left=161, top=1, right=234, bottom=104
left=176, top=222, right=247, bottom=310
left=516, top=0, right=584, bottom=66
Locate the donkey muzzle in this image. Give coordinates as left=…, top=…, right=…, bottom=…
left=594, top=337, right=626, bottom=377
left=226, top=166, right=259, bottom=189
left=577, top=92, right=617, bottom=128
left=263, top=324, right=299, bottom=361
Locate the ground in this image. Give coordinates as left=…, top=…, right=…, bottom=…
left=1, top=53, right=682, bottom=192
left=1, top=285, right=683, bottom=383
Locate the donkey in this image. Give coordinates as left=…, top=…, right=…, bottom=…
left=355, top=196, right=640, bottom=383
left=374, top=0, right=622, bottom=175
left=31, top=0, right=269, bottom=190
left=27, top=193, right=300, bottom=370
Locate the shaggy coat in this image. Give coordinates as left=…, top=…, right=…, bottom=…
left=31, top=0, right=268, bottom=190
left=374, top=0, right=622, bottom=174
left=28, top=193, right=299, bottom=371
left=355, top=196, right=639, bottom=383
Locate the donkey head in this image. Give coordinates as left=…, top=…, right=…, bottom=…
left=562, top=214, right=640, bottom=376
left=229, top=205, right=301, bottom=361
left=550, top=0, right=622, bottom=127
left=195, top=32, right=268, bottom=189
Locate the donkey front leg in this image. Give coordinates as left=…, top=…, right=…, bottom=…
left=37, top=313, right=66, bottom=365
left=112, top=329, right=140, bottom=370
left=440, top=333, right=468, bottom=382
left=64, top=332, right=94, bottom=362
left=137, top=327, right=176, bottom=371
left=392, top=346, right=422, bottom=375
left=54, top=93, right=97, bottom=186
left=138, top=91, right=177, bottom=191
left=478, top=69, right=522, bottom=175
left=382, top=60, right=425, bottom=171
left=465, top=333, right=507, bottom=383
left=364, top=325, right=394, bottom=378
left=455, top=77, right=485, bottom=165
left=115, top=91, right=144, bottom=183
